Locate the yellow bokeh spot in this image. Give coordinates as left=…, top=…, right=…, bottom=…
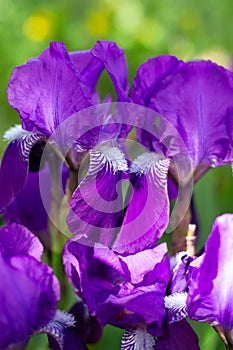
left=114, top=0, right=143, bottom=35
left=86, top=10, right=111, bottom=37
left=135, top=19, right=166, bottom=49
left=23, top=14, right=52, bottom=42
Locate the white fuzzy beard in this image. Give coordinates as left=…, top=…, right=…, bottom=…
left=3, top=124, right=33, bottom=141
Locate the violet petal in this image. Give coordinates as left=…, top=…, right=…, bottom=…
left=91, top=41, right=130, bottom=102
left=0, top=223, right=43, bottom=260
left=0, top=132, right=43, bottom=212
left=113, top=153, right=170, bottom=254
left=0, top=255, right=59, bottom=349
left=3, top=164, right=52, bottom=247
left=7, top=42, right=91, bottom=136
left=132, top=57, right=233, bottom=173
left=118, top=242, right=170, bottom=286
left=67, top=146, right=128, bottom=246
left=156, top=319, right=200, bottom=350
left=187, top=214, right=233, bottom=332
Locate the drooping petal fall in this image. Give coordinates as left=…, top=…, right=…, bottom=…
left=67, top=145, right=128, bottom=246
left=113, top=153, right=170, bottom=254
left=156, top=320, right=200, bottom=350
left=3, top=164, right=52, bottom=247
left=0, top=129, right=44, bottom=212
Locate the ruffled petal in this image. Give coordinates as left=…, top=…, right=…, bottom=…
left=132, top=55, right=180, bottom=106
left=0, top=223, right=43, bottom=260
left=67, top=145, right=128, bottom=246
left=98, top=283, right=166, bottom=336
left=63, top=240, right=125, bottom=315
left=187, top=214, right=233, bottom=332
left=64, top=239, right=170, bottom=336
left=132, top=57, right=233, bottom=173
left=113, top=153, right=170, bottom=254
left=7, top=41, right=129, bottom=142
left=70, top=49, right=104, bottom=99
left=91, top=41, right=130, bottom=102
left=118, top=242, right=170, bottom=286
left=70, top=41, right=129, bottom=103
left=7, top=42, right=91, bottom=136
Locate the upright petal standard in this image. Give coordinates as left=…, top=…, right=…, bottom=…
left=132, top=56, right=233, bottom=182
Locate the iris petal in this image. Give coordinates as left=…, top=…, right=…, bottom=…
left=91, top=41, right=130, bottom=102
left=0, top=131, right=43, bottom=212
left=38, top=310, right=88, bottom=350
left=7, top=42, right=91, bottom=136
left=0, top=223, right=43, bottom=260
left=132, top=56, right=233, bottom=178
left=187, top=214, right=233, bottom=332
left=113, top=153, right=170, bottom=254
left=0, top=255, right=59, bottom=349
left=156, top=319, right=200, bottom=350
left=67, top=145, right=128, bottom=246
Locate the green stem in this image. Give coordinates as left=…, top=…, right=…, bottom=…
left=65, top=150, right=87, bottom=202
left=47, top=149, right=68, bottom=304
left=171, top=185, right=192, bottom=255
left=65, top=168, right=79, bottom=203
left=213, top=325, right=229, bottom=348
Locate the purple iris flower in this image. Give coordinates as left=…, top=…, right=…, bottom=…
left=0, top=223, right=59, bottom=349
left=63, top=237, right=200, bottom=349
left=7, top=41, right=129, bottom=138
left=67, top=147, right=170, bottom=253
left=131, top=56, right=233, bottom=183
left=0, top=223, right=94, bottom=350
left=0, top=41, right=129, bottom=213
left=164, top=214, right=233, bottom=347
left=186, top=214, right=233, bottom=336
left=63, top=239, right=170, bottom=335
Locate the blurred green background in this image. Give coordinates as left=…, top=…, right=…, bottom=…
left=1, top=0, right=233, bottom=348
